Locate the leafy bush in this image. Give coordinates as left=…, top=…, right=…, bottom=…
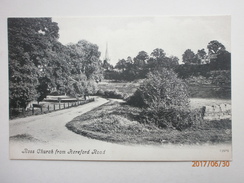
left=183, top=71, right=231, bottom=99
left=126, top=68, right=204, bottom=130
left=96, top=89, right=105, bottom=96
left=174, top=64, right=210, bottom=79
left=86, top=80, right=98, bottom=95
left=104, top=90, right=123, bottom=99
left=127, top=68, right=190, bottom=108
left=207, top=70, right=231, bottom=86
left=126, top=89, right=145, bottom=107
left=96, top=89, right=124, bottom=99
left=139, top=106, right=203, bottom=130
left=185, top=75, right=211, bottom=85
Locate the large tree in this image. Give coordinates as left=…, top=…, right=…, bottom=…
left=207, top=40, right=226, bottom=55
left=8, top=18, right=61, bottom=108
left=65, top=40, right=103, bottom=96
left=150, top=48, right=166, bottom=59
left=148, top=48, right=166, bottom=68
left=207, top=40, right=230, bottom=70
left=196, top=49, right=207, bottom=64
left=182, top=49, right=198, bottom=65
left=115, top=59, right=127, bottom=71
left=148, top=48, right=179, bottom=68
left=43, top=41, right=71, bottom=96
left=168, top=56, right=179, bottom=66
left=66, top=40, right=102, bottom=80
left=134, top=51, right=148, bottom=69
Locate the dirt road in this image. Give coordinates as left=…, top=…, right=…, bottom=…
left=9, top=97, right=109, bottom=145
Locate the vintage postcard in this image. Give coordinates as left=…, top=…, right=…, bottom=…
left=9, top=16, right=231, bottom=161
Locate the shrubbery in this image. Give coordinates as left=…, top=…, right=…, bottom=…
left=184, top=70, right=231, bottom=87
left=207, top=70, right=231, bottom=86
left=127, top=68, right=203, bottom=130
left=96, top=89, right=124, bottom=99
left=127, top=68, right=190, bottom=108
left=139, top=106, right=203, bottom=130
left=174, top=64, right=210, bottom=79
left=185, top=75, right=212, bottom=85
left=96, top=89, right=105, bottom=96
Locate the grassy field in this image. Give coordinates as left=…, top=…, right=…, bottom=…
left=66, top=100, right=231, bottom=145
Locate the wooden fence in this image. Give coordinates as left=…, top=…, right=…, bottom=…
left=10, top=98, right=95, bottom=119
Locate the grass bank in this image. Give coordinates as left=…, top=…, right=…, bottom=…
left=66, top=100, right=231, bottom=145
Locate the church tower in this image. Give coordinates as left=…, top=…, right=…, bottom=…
left=104, top=42, right=110, bottom=63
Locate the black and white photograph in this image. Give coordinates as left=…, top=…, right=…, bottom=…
left=8, top=16, right=231, bottom=161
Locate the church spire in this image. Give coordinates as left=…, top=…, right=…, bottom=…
left=104, top=42, right=110, bottom=62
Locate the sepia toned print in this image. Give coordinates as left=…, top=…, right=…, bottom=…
left=9, top=16, right=231, bottom=161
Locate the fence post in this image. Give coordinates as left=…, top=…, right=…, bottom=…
left=32, top=106, right=34, bottom=115
left=59, top=103, right=61, bottom=110
left=48, top=105, right=49, bottom=112
left=64, top=103, right=65, bottom=109
left=54, top=104, right=55, bottom=111
left=41, top=106, right=42, bottom=114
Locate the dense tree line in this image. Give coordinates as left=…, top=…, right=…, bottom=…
left=105, top=48, right=179, bottom=81
left=107, top=40, right=231, bottom=81
left=179, top=40, right=231, bottom=78
left=9, top=18, right=103, bottom=108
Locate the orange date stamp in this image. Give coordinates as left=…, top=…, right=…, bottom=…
left=192, top=161, right=230, bottom=167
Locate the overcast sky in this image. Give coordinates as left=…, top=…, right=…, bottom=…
left=52, top=16, right=231, bottom=65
